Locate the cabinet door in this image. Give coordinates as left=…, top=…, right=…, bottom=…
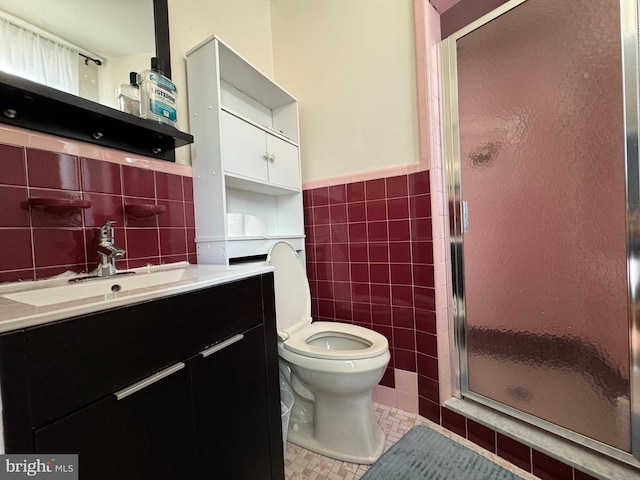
left=191, top=326, right=274, bottom=480
left=34, top=364, right=196, bottom=480
left=266, top=134, right=300, bottom=189
left=25, top=277, right=264, bottom=428
left=221, top=111, right=269, bottom=182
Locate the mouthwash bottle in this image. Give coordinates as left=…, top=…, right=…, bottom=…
left=138, top=57, right=177, bottom=127
left=117, top=71, right=140, bottom=116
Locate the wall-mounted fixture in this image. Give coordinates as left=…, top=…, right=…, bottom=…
left=124, top=204, right=167, bottom=220
left=0, top=0, right=189, bottom=161
left=27, top=197, right=92, bottom=215
left=0, top=71, right=193, bottom=161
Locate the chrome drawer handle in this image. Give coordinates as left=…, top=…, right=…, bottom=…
left=114, top=362, right=185, bottom=400
left=199, top=334, right=244, bottom=358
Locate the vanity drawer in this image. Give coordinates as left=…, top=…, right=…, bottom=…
left=24, top=275, right=266, bottom=427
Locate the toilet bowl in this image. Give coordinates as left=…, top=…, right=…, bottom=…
left=267, top=242, right=390, bottom=464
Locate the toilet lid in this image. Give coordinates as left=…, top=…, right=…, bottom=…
left=266, top=242, right=312, bottom=339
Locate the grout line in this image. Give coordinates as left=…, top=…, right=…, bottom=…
left=285, top=402, right=537, bottom=480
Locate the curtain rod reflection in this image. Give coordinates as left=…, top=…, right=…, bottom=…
left=79, top=53, right=102, bottom=67
left=0, top=8, right=104, bottom=66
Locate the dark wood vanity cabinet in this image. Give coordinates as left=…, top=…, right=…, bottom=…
left=191, top=324, right=274, bottom=480
left=35, top=364, right=197, bottom=480
left=0, top=273, right=284, bottom=480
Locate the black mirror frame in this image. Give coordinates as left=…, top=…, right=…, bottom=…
left=0, top=0, right=193, bottom=161
left=153, top=0, right=172, bottom=78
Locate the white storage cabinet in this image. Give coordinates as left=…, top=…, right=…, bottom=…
left=186, top=35, right=304, bottom=264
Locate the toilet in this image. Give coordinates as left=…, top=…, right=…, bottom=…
left=266, top=241, right=390, bottom=464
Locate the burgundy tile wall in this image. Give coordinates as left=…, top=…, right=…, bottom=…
left=304, top=169, right=599, bottom=480
left=497, top=434, right=532, bottom=472
left=532, top=450, right=574, bottom=480
left=467, top=419, right=496, bottom=453
left=304, top=171, right=436, bottom=389
left=0, top=144, right=196, bottom=282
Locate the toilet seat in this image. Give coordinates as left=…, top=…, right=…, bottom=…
left=285, top=321, right=389, bottom=361
left=266, top=242, right=388, bottom=361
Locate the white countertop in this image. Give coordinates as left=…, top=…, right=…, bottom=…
left=0, top=262, right=274, bottom=333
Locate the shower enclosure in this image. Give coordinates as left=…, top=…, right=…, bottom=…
left=440, top=0, right=639, bottom=462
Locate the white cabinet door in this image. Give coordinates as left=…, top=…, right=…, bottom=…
left=266, top=135, right=300, bottom=189
left=222, top=110, right=300, bottom=191
left=221, top=111, right=268, bottom=182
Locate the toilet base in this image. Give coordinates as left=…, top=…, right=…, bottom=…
left=287, top=391, right=386, bottom=465
left=287, top=422, right=385, bottom=465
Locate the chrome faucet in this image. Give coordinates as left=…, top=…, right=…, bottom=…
left=96, top=221, right=126, bottom=277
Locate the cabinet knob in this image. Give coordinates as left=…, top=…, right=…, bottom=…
left=268, top=154, right=276, bottom=163
left=263, top=152, right=270, bottom=161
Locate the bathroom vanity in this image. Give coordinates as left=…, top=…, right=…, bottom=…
left=0, top=265, right=284, bottom=480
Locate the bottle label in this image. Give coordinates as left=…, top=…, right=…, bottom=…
left=145, top=82, right=177, bottom=123
left=150, top=73, right=177, bottom=93
left=119, top=96, right=140, bottom=116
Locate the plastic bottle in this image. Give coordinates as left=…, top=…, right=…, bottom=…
left=116, top=72, right=140, bottom=116
left=137, top=57, right=177, bottom=127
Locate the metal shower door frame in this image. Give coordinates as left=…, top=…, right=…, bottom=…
left=440, top=0, right=640, bottom=463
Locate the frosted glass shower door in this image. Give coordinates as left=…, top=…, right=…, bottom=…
left=454, top=0, right=631, bottom=452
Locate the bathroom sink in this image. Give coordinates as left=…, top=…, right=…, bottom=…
left=3, top=269, right=194, bottom=307
left=0, top=262, right=273, bottom=334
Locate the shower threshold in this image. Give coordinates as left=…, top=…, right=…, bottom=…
left=444, top=397, right=640, bottom=480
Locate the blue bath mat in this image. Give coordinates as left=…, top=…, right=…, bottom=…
left=361, top=425, right=522, bottom=480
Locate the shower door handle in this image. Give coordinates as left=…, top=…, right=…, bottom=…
left=462, top=201, right=469, bottom=233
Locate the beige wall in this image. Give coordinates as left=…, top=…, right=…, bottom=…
left=270, top=0, right=419, bottom=181
left=98, top=53, right=154, bottom=110
left=168, top=0, right=420, bottom=179
left=168, top=0, right=275, bottom=164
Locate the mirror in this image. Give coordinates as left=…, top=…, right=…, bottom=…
left=0, top=0, right=170, bottom=111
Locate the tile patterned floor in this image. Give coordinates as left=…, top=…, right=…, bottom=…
left=284, top=403, right=539, bottom=480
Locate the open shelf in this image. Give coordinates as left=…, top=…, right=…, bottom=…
left=0, top=72, right=193, bottom=162
left=28, top=197, right=91, bottom=215
left=124, top=204, right=168, bottom=219
left=226, top=235, right=305, bottom=260
left=220, top=107, right=298, bottom=146
left=225, top=174, right=301, bottom=196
